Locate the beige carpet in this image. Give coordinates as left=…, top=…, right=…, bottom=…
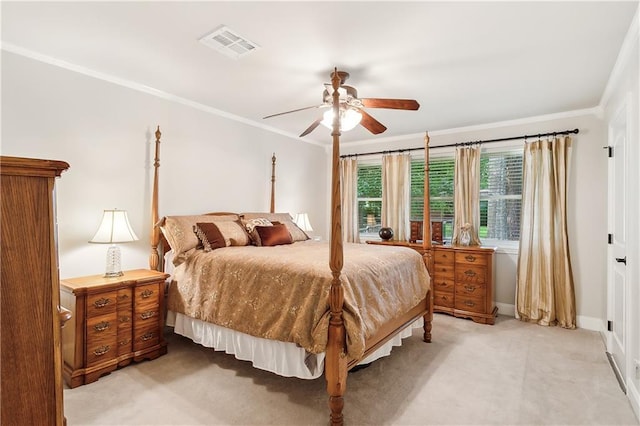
left=64, top=314, right=638, bottom=425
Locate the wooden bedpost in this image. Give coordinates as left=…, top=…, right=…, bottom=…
left=270, top=153, right=276, bottom=214
left=150, top=126, right=161, bottom=271
left=422, top=131, right=433, bottom=343
left=325, top=68, right=347, bottom=426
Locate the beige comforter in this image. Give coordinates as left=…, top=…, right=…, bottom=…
left=167, top=240, right=430, bottom=359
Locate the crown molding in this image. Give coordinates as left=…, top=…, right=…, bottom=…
left=599, top=5, right=639, bottom=108
left=341, top=106, right=601, bottom=149
left=1, top=42, right=327, bottom=148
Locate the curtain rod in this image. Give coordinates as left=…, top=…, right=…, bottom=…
left=340, top=128, right=579, bottom=158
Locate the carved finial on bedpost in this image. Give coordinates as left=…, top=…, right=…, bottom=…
left=150, top=126, right=162, bottom=271
left=326, top=67, right=347, bottom=426
left=270, top=153, right=276, bottom=214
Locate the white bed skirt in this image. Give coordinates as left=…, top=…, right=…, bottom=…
left=166, top=311, right=423, bottom=380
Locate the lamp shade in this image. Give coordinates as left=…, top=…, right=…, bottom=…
left=90, top=209, right=139, bottom=244
left=294, top=213, right=313, bottom=232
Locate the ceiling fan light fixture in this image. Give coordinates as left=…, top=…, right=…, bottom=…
left=321, top=107, right=362, bottom=132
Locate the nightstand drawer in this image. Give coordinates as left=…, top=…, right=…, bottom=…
left=134, top=325, right=160, bottom=352
left=86, top=314, right=117, bottom=366
left=135, top=282, right=160, bottom=305
left=86, top=291, right=117, bottom=317
left=433, top=264, right=454, bottom=278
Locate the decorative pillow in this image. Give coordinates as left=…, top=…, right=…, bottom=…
left=242, top=217, right=273, bottom=246
left=160, top=214, right=239, bottom=255
left=256, top=223, right=293, bottom=246
left=193, top=222, right=226, bottom=252
left=241, top=212, right=309, bottom=242
left=215, top=220, right=251, bottom=246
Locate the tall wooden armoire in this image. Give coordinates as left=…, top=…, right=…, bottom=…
left=1, top=156, right=70, bottom=425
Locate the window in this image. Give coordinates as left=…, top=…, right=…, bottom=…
left=357, top=147, right=523, bottom=245
left=480, top=149, right=523, bottom=241
left=357, top=163, right=382, bottom=239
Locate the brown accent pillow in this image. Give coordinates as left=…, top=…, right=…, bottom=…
left=255, top=223, right=293, bottom=246
left=193, top=222, right=226, bottom=252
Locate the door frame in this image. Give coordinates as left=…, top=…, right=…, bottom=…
left=606, top=92, right=632, bottom=390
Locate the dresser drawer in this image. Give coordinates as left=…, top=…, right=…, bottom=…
left=455, top=295, right=485, bottom=314
left=434, top=291, right=454, bottom=308
left=117, top=329, right=132, bottom=356
left=455, top=251, right=488, bottom=266
left=86, top=291, right=117, bottom=318
left=434, top=249, right=454, bottom=265
left=455, top=265, right=486, bottom=285
left=455, top=281, right=486, bottom=297
left=432, top=277, right=455, bottom=293
left=433, top=264, right=455, bottom=279
left=86, top=314, right=117, bottom=366
left=134, top=325, right=160, bottom=352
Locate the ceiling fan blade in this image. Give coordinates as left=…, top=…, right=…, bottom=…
left=359, top=109, right=387, bottom=135
left=299, top=118, right=322, bottom=137
left=263, top=104, right=323, bottom=119
left=360, top=98, right=420, bottom=110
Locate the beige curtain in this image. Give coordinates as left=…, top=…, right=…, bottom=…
left=452, top=146, right=482, bottom=245
left=516, top=136, right=575, bottom=329
left=382, top=153, right=411, bottom=241
left=340, top=157, right=360, bottom=243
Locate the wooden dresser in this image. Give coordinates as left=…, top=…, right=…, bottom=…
left=60, top=269, right=169, bottom=387
left=432, top=245, right=497, bottom=324
left=368, top=240, right=497, bottom=325
left=1, top=156, right=70, bottom=425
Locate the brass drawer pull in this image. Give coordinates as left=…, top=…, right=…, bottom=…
left=118, top=294, right=129, bottom=300
left=120, top=316, right=130, bottom=323
left=94, top=298, right=111, bottom=308
left=140, top=311, right=157, bottom=320
left=93, top=345, right=110, bottom=356
left=464, top=285, right=476, bottom=292
left=465, top=255, right=476, bottom=262
left=439, top=282, right=448, bottom=287
left=119, top=338, right=131, bottom=346
left=93, top=321, right=110, bottom=332
left=140, top=289, right=154, bottom=299
left=464, top=300, right=475, bottom=307
left=141, top=332, right=156, bottom=341
left=441, top=295, right=448, bottom=301
left=464, top=270, right=476, bottom=277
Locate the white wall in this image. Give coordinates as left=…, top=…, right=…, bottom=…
left=340, top=111, right=608, bottom=328
left=1, top=51, right=328, bottom=279
left=601, top=7, right=640, bottom=418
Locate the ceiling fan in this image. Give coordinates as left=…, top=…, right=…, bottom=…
left=263, top=69, right=420, bottom=137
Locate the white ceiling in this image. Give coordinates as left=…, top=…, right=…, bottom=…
left=2, top=1, right=637, bottom=144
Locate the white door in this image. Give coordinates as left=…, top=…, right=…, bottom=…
left=607, top=97, right=629, bottom=388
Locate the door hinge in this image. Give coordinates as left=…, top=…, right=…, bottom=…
left=608, top=320, right=613, bottom=332
left=608, top=233, right=613, bottom=244
left=604, top=146, right=613, bottom=157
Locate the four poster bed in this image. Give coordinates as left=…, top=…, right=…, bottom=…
left=148, top=72, right=435, bottom=425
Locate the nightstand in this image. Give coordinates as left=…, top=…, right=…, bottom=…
left=60, top=269, right=169, bottom=388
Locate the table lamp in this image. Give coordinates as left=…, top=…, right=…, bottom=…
left=89, top=209, right=139, bottom=277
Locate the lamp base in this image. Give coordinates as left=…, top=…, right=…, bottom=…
left=104, top=244, right=123, bottom=278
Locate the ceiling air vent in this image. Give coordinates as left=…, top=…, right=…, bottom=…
left=199, top=25, right=260, bottom=59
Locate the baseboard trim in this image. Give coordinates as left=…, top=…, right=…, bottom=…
left=494, top=303, right=603, bottom=332
left=628, top=379, right=640, bottom=422
left=606, top=351, right=627, bottom=394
